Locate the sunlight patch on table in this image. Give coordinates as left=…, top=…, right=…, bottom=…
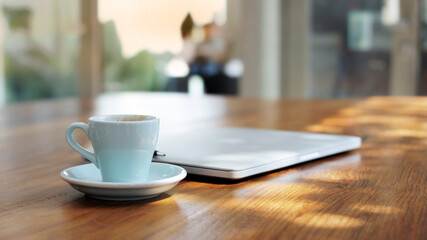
left=294, top=213, right=365, bottom=228
left=352, top=203, right=401, bottom=214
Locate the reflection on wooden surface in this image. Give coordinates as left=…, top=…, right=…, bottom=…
left=0, top=93, right=425, bottom=239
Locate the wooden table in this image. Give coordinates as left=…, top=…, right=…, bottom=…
left=0, top=93, right=425, bottom=239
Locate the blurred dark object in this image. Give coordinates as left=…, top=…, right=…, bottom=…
left=2, top=6, right=31, bottom=30
left=311, top=0, right=391, bottom=98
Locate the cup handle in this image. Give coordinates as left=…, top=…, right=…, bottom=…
left=66, top=122, right=98, bottom=168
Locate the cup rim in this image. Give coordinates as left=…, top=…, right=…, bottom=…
left=88, top=114, right=158, bottom=123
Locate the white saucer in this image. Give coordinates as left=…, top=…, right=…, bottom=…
left=61, top=162, right=187, bottom=201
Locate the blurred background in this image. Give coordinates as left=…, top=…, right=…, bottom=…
left=1, top=0, right=427, bottom=105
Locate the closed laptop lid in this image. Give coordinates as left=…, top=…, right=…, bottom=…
left=154, top=127, right=361, bottom=172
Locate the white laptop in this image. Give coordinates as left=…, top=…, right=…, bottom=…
left=153, top=127, right=361, bottom=179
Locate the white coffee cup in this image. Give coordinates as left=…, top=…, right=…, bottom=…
left=66, top=114, right=160, bottom=182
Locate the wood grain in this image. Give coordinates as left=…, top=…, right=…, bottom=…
left=0, top=93, right=425, bottom=240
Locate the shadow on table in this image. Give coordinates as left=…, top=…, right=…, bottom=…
left=77, top=192, right=173, bottom=206
left=184, top=151, right=358, bottom=185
